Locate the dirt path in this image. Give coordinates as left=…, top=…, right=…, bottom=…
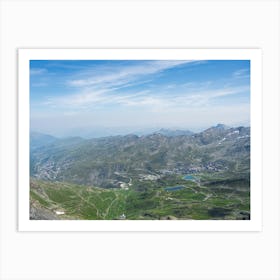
left=104, top=192, right=119, bottom=218
left=76, top=190, right=100, bottom=217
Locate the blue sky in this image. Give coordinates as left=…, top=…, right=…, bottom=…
left=30, top=59, right=250, bottom=137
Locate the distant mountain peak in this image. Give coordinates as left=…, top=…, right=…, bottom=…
left=30, top=131, right=58, bottom=150
left=155, top=128, right=193, bottom=137
left=214, top=123, right=229, bottom=130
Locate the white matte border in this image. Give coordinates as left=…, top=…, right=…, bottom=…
left=18, top=48, right=262, bottom=232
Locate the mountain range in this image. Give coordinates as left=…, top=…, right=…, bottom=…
left=30, top=124, right=250, bottom=188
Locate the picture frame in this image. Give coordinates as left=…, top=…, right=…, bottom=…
left=1, top=1, right=279, bottom=280
left=18, top=48, right=262, bottom=231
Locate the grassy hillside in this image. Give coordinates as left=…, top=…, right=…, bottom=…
left=30, top=170, right=250, bottom=220
left=30, top=125, right=250, bottom=220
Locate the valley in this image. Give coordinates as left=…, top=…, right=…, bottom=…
left=30, top=124, right=250, bottom=220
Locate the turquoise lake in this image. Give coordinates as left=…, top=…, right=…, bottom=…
left=164, top=185, right=185, bottom=191
left=183, top=175, right=195, bottom=180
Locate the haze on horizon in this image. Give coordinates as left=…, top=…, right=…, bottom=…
left=30, top=59, right=250, bottom=138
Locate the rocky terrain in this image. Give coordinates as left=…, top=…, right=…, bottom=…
left=30, top=124, right=250, bottom=220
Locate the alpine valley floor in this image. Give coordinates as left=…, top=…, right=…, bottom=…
left=30, top=125, right=250, bottom=220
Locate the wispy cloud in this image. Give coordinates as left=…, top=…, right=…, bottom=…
left=30, top=68, right=47, bottom=75
left=233, top=68, right=249, bottom=79
left=67, top=60, right=194, bottom=88
left=30, top=59, right=250, bottom=136
left=44, top=83, right=249, bottom=113
left=42, top=60, right=200, bottom=109
left=117, top=85, right=249, bottom=109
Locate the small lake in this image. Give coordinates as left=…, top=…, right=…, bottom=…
left=165, top=185, right=185, bottom=191
left=183, top=175, right=195, bottom=180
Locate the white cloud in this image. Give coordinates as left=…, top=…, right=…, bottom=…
left=67, top=60, right=194, bottom=88
left=43, top=83, right=249, bottom=113
left=30, top=60, right=250, bottom=136
left=50, top=89, right=106, bottom=107
left=30, top=68, right=47, bottom=75
left=111, top=85, right=249, bottom=110
left=233, top=68, right=249, bottom=78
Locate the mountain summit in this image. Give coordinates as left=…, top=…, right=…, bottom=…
left=155, top=128, right=194, bottom=137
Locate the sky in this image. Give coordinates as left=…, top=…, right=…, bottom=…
left=30, top=59, right=250, bottom=138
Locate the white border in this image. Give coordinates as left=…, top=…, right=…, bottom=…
left=18, top=49, right=262, bottom=231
